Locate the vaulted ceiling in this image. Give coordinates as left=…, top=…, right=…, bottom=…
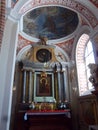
left=1, top=0, right=98, bottom=57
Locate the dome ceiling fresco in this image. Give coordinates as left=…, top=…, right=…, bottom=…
left=23, top=6, right=79, bottom=40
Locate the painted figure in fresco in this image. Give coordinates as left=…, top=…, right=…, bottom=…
left=23, top=6, right=78, bottom=40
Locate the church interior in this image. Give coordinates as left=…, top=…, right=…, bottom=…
left=0, top=0, right=98, bottom=130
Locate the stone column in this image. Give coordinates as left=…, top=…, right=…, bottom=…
left=29, top=71, right=33, bottom=103
left=56, top=63, right=62, bottom=101
left=61, top=63, right=69, bottom=101
left=23, top=70, right=27, bottom=103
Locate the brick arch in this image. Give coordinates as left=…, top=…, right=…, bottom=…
left=0, top=1, right=6, bottom=50
left=76, top=33, right=90, bottom=95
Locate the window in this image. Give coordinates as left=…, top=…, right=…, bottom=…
left=85, top=41, right=95, bottom=90
left=76, top=34, right=95, bottom=96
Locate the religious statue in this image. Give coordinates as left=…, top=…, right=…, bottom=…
left=38, top=36, right=48, bottom=45
left=88, top=63, right=98, bottom=90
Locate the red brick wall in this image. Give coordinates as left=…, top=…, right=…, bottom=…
left=0, top=1, right=6, bottom=50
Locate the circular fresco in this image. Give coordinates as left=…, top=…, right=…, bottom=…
left=23, top=6, right=79, bottom=40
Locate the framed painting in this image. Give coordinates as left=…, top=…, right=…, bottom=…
left=34, top=71, right=55, bottom=102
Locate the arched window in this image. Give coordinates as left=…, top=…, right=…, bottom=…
left=85, top=40, right=95, bottom=90
left=76, top=34, right=95, bottom=96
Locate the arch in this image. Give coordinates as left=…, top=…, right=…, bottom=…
left=76, top=33, right=90, bottom=95
left=76, top=33, right=96, bottom=96
left=10, top=0, right=97, bottom=28
left=0, top=0, right=6, bottom=49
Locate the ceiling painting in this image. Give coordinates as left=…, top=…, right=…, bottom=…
left=19, top=0, right=98, bottom=28
left=23, top=6, right=79, bottom=40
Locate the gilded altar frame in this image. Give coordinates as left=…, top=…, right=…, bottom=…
left=34, top=71, right=55, bottom=102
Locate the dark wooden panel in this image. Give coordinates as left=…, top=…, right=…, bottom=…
left=14, top=111, right=72, bottom=130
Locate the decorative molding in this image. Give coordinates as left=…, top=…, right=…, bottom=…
left=11, top=0, right=19, bottom=8
left=57, top=38, right=74, bottom=58
left=89, top=0, right=98, bottom=8
left=17, top=34, right=33, bottom=53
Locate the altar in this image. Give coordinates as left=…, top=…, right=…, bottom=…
left=13, top=43, right=72, bottom=130
left=23, top=109, right=72, bottom=130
